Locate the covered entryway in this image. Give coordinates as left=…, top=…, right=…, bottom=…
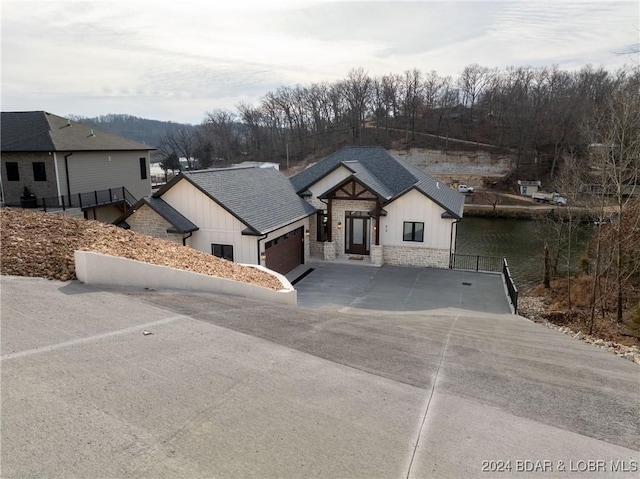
left=265, top=227, right=304, bottom=274
left=345, top=212, right=370, bottom=255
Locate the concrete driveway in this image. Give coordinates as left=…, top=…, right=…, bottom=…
left=2, top=276, right=638, bottom=478
left=295, top=262, right=512, bottom=314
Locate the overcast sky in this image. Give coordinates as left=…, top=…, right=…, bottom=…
left=2, top=0, right=638, bottom=124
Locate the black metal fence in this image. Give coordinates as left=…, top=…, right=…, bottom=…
left=449, top=253, right=503, bottom=272
left=450, top=253, right=518, bottom=314
left=502, top=259, right=518, bottom=313
left=37, top=187, right=137, bottom=212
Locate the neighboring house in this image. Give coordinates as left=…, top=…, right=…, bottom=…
left=517, top=180, right=541, bottom=196
left=1, top=111, right=154, bottom=222
left=116, top=166, right=316, bottom=275
left=290, top=146, right=465, bottom=268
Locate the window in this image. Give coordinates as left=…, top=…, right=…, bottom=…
left=403, top=221, right=424, bottom=242
left=316, top=210, right=328, bottom=242
left=5, top=162, right=19, bottom=181
left=33, top=162, right=46, bottom=181
left=139, top=158, right=148, bottom=180
left=212, top=243, right=234, bottom=261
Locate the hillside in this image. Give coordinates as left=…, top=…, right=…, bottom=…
left=69, top=114, right=193, bottom=148
left=0, top=209, right=281, bottom=290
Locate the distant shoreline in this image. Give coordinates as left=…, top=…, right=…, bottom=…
left=463, top=204, right=596, bottom=220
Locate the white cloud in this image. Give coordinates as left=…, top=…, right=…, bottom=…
left=2, top=0, right=638, bottom=123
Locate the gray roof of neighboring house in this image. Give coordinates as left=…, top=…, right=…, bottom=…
left=290, top=146, right=465, bottom=218
left=156, top=166, right=317, bottom=235
left=115, top=197, right=199, bottom=234
left=1, top=111, right=154, bottom=152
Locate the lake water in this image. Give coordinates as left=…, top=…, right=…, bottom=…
left=456, top=216, right=593, bottom=292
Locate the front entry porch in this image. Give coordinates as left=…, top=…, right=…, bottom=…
left=344, top=212, right=370, bottom=255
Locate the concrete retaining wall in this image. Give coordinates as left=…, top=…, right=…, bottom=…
left=74, top=251, right=297, bottom=305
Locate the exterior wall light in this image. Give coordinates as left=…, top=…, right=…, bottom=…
left=260, top=252, right=267, bottom=262
left=337, top=221, right=342, bottom=229
left=305, top=229, right=310, bottom=237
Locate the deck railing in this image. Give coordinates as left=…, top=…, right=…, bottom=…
left=36, top=187, right=137, bottom=212
left=450, top=253, right=518, bottom=314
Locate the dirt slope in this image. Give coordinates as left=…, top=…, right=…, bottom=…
left=0, top=209, right=282, bottom=290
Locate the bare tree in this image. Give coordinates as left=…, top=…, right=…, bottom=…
left=202, top=109, right=240, bottom=163
left=158, top=127, right=196, bottom=170
left=586, top=68, right=640, bottom=321
left=340, top=67, right=372, bottom=141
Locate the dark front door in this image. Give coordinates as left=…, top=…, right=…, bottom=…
left=346, top=215, right=369, bottom=255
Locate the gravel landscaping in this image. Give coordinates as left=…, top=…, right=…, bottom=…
left=0, top=209, right=282, bottom=290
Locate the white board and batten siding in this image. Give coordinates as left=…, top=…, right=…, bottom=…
left=380, top=188, right=454, bottom=250
left=161, top=179, right=309, bottom=265
left=162, top=180, right=257, bottom=263
left=57, top=151, right=151, bottom=200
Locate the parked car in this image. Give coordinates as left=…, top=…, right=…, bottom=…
left=457, top=185, right=474, bottom=193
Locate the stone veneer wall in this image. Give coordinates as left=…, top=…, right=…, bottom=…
left=126, top=204, right=185, bottom=244
left=382, top=245, right=449, bottom=268
left=329, top=199, right=377, bottom=257
left=323, top=242, right=336, bottom=261
left=370, top=244, right=383, bottom=266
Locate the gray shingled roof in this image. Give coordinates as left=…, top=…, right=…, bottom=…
left=114, top=197, right=199, bottom=234
left=290, top=146, right=464, bottom=218
left=1, top=111, right=153, bottom=152
left=161, top=167, right=316, bottom=235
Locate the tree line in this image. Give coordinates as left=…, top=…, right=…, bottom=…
left=154, top=64, right=638, bottom=177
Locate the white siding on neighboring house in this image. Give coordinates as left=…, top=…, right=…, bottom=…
left=380, top=188, right=454, bottom=249
left=58, top=151, right=151, bottom=200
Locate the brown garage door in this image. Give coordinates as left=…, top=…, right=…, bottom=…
left=265, top=227, right=303, bottom=275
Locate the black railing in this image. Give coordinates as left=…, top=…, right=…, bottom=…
left=449, top=253, right=503, bottom=272
left=449, top=253, right=518, bottom=314
left=502, top=258, right=518, bottom=314
left=38, top=187, right=137, bottom=212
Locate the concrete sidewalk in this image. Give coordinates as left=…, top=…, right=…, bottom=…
left=1, top=276, right=638, bottom=478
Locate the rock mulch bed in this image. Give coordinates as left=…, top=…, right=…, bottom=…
left=519, top=296, right=640, bottom=365
left=0, top=209, right=283, bottom=291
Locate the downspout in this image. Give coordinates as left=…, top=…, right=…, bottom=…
left=449, top=218, right=461, bottom=269
left=182, top=231, right=193, bottom=247
left=64, top=152, right=73, bottom=199
left=256, top=233, right=268, bottom=266
left=52, top=152, right=62, bottom=200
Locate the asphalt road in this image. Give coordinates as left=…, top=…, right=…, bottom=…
left=1, top=275, right=638, bottom=478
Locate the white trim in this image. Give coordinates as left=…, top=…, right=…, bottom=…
left=53, top=152, right=62, bottom=199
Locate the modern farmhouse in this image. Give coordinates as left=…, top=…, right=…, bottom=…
left=117, top=146, right=465, bottom=273
left=290, top=146, right=465, bottom=268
